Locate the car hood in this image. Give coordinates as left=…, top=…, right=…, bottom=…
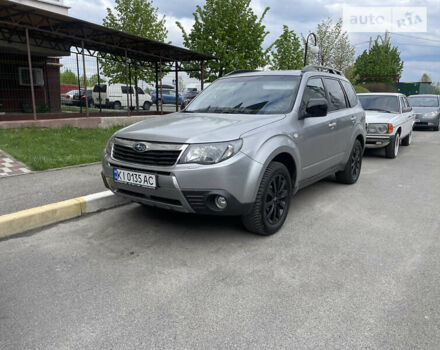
left=115, top=112, right=285, bottom=143
left=412, top=106, right=439, bottom=114
left=365, top=110, right=400, bottom=124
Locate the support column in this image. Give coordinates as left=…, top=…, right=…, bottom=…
left=201, top=61, right=205, bottom=91
left=96, top=57, right=102, bottom=113
left=124, top=50, right=130, bottom=116
left=175, top=61, right=179, bottom=112
left=81, top=40, right=89, bottom=117
left=75, top=53, right=82, bottom=114
left=134, top=63, right=139, bottom=111
left=155, top=62, right=159, bottom=112
left=128, top=63, right=133, bottom=110
left=25, top=28, right=37, bottom=120
left=160, top=60, right=163, bottom=115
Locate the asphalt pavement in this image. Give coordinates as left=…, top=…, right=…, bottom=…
left=0, top=163, right=105, bottom=215
left=0, top=131, right=439, bottom=349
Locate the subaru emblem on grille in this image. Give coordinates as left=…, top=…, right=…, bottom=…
left=134, top=143, right=147, bottom=152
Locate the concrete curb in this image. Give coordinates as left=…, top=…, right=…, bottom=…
left=0, top=190, right=129, bottom=239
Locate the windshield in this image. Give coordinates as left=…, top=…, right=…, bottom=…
left=185, top=75, right=301, bottom=114
left=408, top=96, right=439, bottom=107
left=358, top=95, right=399, bottom=113
left=183, top=91, right=198, bottom=98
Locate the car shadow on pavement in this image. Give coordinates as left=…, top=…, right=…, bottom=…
left=134, top=204, right=251, bottom=238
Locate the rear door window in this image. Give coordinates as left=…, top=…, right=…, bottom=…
left=93, top=84, right=106, bottom=93
left=323, top=78, right=347, bottom=111
left=121, top=86, right=134, bottom=94
left=341, top=80, right=358, bottom=107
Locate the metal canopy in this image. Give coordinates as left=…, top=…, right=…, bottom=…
left=0, top=0, right=214, bottom=63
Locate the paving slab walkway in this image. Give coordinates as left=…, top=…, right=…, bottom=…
left=0, top=150, right=31, bottom=177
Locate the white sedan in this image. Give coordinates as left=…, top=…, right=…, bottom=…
left=358, top=93, right=415, bottom=158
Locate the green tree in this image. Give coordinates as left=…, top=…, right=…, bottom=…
left=354, top=35, right=404, bottom=83
left=177, top=0, right=270, bottom=82
left=434, top=82, right=440, bottom=95
left=305, top=18, right=355, bottom=71
left=344, top=65, right=358, bottom=84
left=269, top=25, right=303, bottom=70
left=60, top=69, right=78, bottom=84
left=101, top=0, right=168, bottom=84
left=421, top=73, right=432, bottom=83
left=86, top=74, right=106, bottom=87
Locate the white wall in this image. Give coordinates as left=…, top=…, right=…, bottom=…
left=10, top=0, right=69, bottom=15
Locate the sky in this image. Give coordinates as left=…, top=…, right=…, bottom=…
left=64, top=0, right=440, bottom=84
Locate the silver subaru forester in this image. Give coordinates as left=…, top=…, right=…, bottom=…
left=102, top=66, right=366, bottom=235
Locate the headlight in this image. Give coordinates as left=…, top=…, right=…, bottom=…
left=424, top=111, right=438, bottom=118
left=105, top=135, right=115, bottom=155
left=367, top=123, right=392, bottom=134
left=179, top=139, right=243, bottom=165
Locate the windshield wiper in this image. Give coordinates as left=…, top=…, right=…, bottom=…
left=364, top=108, right=394, bottom=113
left=188, top=102, right=269, bottom=114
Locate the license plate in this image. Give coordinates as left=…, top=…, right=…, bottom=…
left=113, top=168, right=156, bottom=188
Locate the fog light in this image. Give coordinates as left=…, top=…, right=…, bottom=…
left=215, top=195, right=227, bottom=210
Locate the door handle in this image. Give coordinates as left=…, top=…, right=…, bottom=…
left=328, top=122, right=337, bottom=128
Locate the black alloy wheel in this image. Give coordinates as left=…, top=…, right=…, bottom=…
left=264, top=174, right=289, bottom=226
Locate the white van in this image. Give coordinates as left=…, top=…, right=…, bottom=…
left=92, top=84, right=152, bottom=110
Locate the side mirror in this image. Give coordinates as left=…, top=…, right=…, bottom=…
left=303, top=98, right=328, bottom=118
left=405, top=107, right=413, bottom=113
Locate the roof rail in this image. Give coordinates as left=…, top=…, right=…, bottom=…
left=301, top=65, right=344, bottom=76
left=224, top=69, right=259, bottom=76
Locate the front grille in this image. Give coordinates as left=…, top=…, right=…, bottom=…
left=113, top=144, right=181, bottom=166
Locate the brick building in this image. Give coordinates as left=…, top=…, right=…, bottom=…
left=0, top=0, right=70, bottom=113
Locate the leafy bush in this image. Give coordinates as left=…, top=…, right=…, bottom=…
left=36, top=104, right=50, bottom=113
left=353, top=85, right=370, bottom=93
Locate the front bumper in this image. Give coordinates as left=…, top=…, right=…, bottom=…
left=414, top=115, right=439, bottom=127
left=101, top=151, right=262, bottom=215
left=365, top=134, right=391, bottom=148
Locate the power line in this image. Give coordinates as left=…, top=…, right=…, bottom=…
left=390, top=32, right=440, bottom=44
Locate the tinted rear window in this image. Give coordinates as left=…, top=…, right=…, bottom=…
left=93, top=85, right=107, bottom=93
left=323, top=78, right=347, bottom=111
left=121, top=86, right=134, bottom=94
left=341, top=80, right=358, bottom=107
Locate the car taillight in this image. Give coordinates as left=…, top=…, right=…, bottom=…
left=82, top=96, right=86, bottom=99
left=67, top=95, right=70, bottom=99
left=106, top=98, right=109, bottom=103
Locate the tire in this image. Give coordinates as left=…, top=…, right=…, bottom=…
left=433, top=123, right=439, bottom=132
left=113, top=101, right=121, bottom=110
left=385, top=132, right=400, bottom=159
left=143, top=101, right=151, bottom=111
left=335, top=139, right=363, bottom=184
left=401, top=131, right=412, bottom=146
left=242, top=162, right=292, bottom=236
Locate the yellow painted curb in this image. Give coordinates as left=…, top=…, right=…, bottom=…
left=0, top=198, right=84, bottom=239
